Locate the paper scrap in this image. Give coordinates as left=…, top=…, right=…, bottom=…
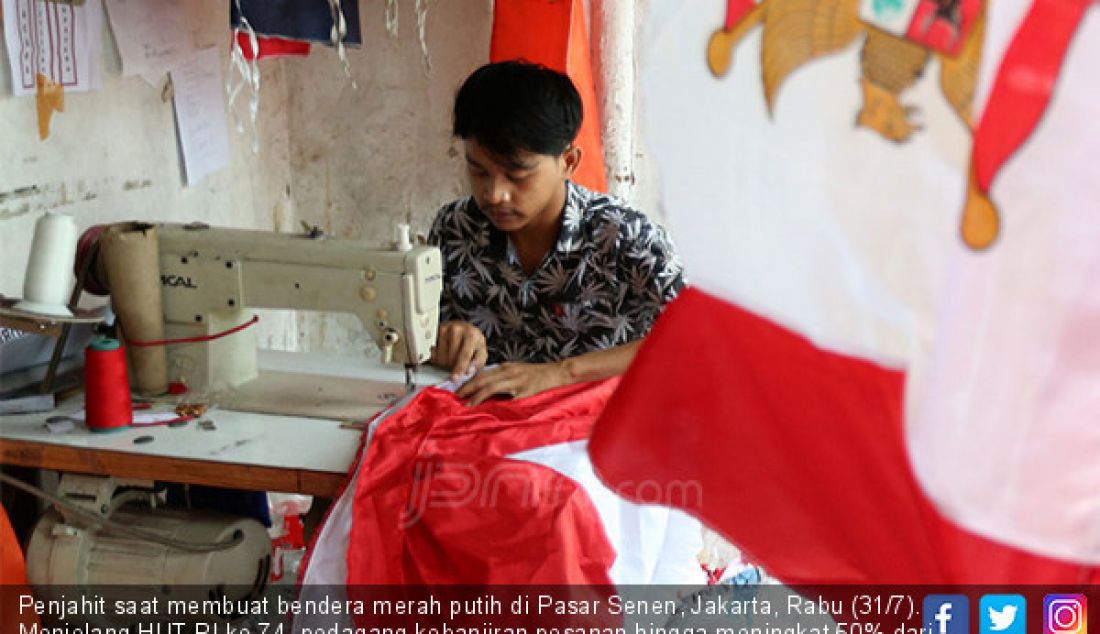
left=3, top=0, right=103, bottom=97
left=35, top=72, right=64, bottom=139
left=169, top=47, right=230, bottom=185
left=0, top=393, right=55, bottom=415
left=45, top=417, right=75, bottom=434
left=103, top=0, right=191, bottom=85
left=71, top=408, right=180, bottom=425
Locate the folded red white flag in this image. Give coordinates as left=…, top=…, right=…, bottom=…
left=295, top=380, right=711, bottom=631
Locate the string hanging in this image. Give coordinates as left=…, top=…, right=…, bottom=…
left=385, top=0, right=400, bottom=37
left=227, top=0, right=262, bottom=153
left=415, top=0, right=431, bottom=71
left=329, top=0, right=357, bottom=88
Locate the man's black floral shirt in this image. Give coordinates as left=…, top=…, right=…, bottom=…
left=428, top=181, right=685, bottom=364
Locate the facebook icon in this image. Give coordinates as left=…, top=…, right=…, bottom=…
left=925, top=595, right=970, bottom=634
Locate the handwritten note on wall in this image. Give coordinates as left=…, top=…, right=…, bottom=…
left=170, top=48, right=230, bottom=186
left=104, top=0, right=191, bottom=85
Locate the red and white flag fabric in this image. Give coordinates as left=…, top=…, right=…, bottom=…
left=295, top=380, right=708, bottom=632
left=295, top=3, right=712, bottom=617
left=1, top=507, right=39, bottom=634
left=343, top=381, right=619, bottom=587
left=591, top=0, right=1100, bottom=583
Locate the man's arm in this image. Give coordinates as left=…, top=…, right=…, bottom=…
left=456, top=339, right=643, bottom=406
left=560, top=339, right=642, bottom=384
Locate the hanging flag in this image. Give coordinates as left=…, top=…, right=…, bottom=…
left=230, top=0, right=361, bottom=47
left=234, top=33, right=310, bottom=61
left=490, top=0, right=608, bottom=192
left=590, top=0, right=1100, bottom=583
left=228, top=0, right=361, bottom=61
left=961, top=0, right=1094, bottom=248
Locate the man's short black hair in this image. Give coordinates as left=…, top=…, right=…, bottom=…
left=453, top=60, right=583, bottom=160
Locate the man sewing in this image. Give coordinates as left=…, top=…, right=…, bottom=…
left=429, top=61, right=684, bottom=406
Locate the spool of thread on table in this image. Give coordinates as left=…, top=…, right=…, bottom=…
left=84, top=338, right=132, bottom=432
left=15, top=211, right=78, bottom=317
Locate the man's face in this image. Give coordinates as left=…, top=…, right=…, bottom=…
left=463, top=139, right=578, bottom=234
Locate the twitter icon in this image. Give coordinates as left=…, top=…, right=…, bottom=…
left=981, top=595, right=1026, bottom=634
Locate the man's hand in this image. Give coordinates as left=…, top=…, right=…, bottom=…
left=431, top=321, right=489, bottom=381
left=457, top=362, right=570, bottom=407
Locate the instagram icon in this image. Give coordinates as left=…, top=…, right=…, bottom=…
left=1045, top=595, right=1087, bottom=634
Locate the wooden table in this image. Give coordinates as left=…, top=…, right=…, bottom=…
left=0, top=354, right=448, bottom=497
left=1, top=400, right=359, bottom=497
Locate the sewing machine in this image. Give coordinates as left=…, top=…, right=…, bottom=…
left=129, top=222, right=442, bottom=419
left=1, top=224, right=444, bottom=608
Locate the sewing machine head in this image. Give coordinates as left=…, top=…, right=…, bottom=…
left=153, top=222, right=441, bottom=396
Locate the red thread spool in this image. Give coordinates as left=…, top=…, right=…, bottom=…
left=84, top=338, right=132, bottom=432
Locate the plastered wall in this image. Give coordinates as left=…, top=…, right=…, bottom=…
left=0, top=0, right=492, bottom=355
left=0, top=0, right=297, bottom=348
left=284, top=0, right=493, bottom=353
left=1, top=0, right=657, bottom=358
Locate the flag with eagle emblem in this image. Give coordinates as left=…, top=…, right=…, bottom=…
left=590, top=0, right=1100, bottom=583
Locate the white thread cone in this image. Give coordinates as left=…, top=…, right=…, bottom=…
left=16, top=212, right=78, bottom=317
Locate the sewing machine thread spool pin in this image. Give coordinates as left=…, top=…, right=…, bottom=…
left=381, top=329, right=400, bottom=364
left=395, top=224, right=413, bottom=252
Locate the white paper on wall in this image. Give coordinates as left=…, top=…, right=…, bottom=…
left=3, top=0, right=103, bottom=97
left=169, top=47, right=230, bottom=186
left=104, top=0, right=191, bottom=85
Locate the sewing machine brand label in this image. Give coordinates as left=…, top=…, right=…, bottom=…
left=161, top=274, right=197, bottom=289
